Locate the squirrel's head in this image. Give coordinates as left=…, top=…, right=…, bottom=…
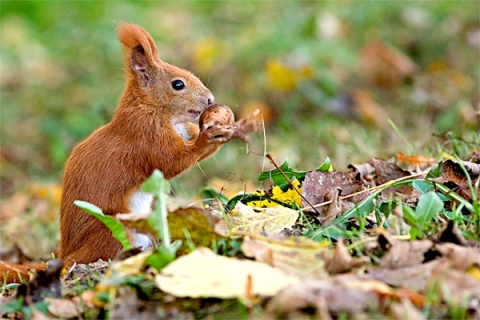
left=117, top=23, right=214, bottom=124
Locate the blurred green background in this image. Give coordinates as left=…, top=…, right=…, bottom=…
left=1, top=1, right=479, bottom=198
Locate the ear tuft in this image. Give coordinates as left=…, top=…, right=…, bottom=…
left=117, top=23, right=161, bottom=82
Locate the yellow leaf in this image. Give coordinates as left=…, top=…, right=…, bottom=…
left=215, top=202, right=299, bottom=236
left=155, top=247, right=298, bottom=300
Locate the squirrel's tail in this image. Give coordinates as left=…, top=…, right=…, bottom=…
left=0, top=261, right=46, bottom=283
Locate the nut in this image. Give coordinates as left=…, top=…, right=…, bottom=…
left=199, top=104, right=235, bottom=128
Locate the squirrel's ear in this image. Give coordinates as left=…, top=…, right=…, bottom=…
left=117, top=23, right=162, bottom=85
left=131, top=46, right=149, bottom=86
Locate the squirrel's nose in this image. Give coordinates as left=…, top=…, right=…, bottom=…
left=207, top=93, right=214, bottom=106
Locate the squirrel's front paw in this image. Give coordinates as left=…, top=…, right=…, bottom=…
left=201, top=121, right=235, bottom=142
left=199, top=104, right=235, bottom=143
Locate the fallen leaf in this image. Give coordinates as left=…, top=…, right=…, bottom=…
left=378, top=233, right=433, bottom=269
left=155, top=247, right=298, bottom=300
left=301, top=171, right=368, bottom=216
left=241, top=235, right=329, bottom=278
left=367, top=258, right=480, bottom=304
left=116, top=211, right=157, bottom=237
left=440, top=159, right=479, bottom=202
left=325, top=239, right=369, bottom=274
left=168, top=207, right=223, bottom=255
left=348, top=162, right=375, bottom=181
left=369, top=158, right=412, bottom=196
left=265, top=276, right=380, bottom=318
left=214, top=202, right=299, bottom=236
left=108, top=250, right=152, bottom=278
left=390, top=298, right=426, bottom=320
left=434, top=242, right=480, bottom=271
left=45, top=297, right=84, bottom=318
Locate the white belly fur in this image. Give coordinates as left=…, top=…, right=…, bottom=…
left=129, top=191, right=154, bottom=250
left=174, top=123, right=192, bottom=141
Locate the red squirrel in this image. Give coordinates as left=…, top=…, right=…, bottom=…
left=1, top=23, right=236, bottom=283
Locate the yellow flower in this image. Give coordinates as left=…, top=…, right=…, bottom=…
left=247, top=179, right=303, bottom=208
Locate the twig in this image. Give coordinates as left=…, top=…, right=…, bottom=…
left=302, top=171, right=427, bottom=211
left=265, top=153, right=320, bottom=215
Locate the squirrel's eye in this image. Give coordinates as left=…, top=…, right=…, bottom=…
left=171, top=80, right=185, bottom=90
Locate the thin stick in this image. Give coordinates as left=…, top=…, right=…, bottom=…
left=302, top=171, right=427, bottom=211
left=265, top=153, right=320, bottom=215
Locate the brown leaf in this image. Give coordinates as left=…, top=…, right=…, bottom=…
left=265, top=276, right=380, bottom=318
left=367, top=258, right=480, bottom=304
left=378, top=233, right=433, bottom=269
left=390, top=298, right=426, bottom=320
left=434, top=242, right=480, bottom=271
left=116, top=211, right=157, bottom=237
left=441, top=159, right=479, bottom=202
left=46, top=297, right=84, bottom=318
left=367, top=260, right=438, bottom=292
left=302, top=171, right=368, bottom=217
left=348, top=162, right=375, bottom=181
left=369, top=158, right=412, bottom=196
left=325, top=239, right=369, bottom=274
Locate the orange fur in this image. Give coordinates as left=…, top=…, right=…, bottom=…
left=1, top=23, right=233, bottom=282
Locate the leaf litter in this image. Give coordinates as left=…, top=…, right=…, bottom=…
left=1, top=153, right=480, bottom=319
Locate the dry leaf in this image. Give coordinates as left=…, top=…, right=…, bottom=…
left=325, top=239, right=369, bottom=274
left=265, top=276, right=380, bottom=318
left=369, top=158, right=412, bottom=196
left=441, top=160, right=479, bottom=203
left=301, top=171, right=368, bottom=216
left=390, top=298, right=426, bottom=320
left=434, top=242, right=480, bottom=271
left=108, top=250, right=151, bottom=278
left=378, top=233, right=433, bottom=269
left=155, top=247, right=298, bottom=300
left=116, top=211, right=157, bottom=237
left=242, top=235, right=329, bottom=278
left=214, top=202, right=299, bottom=236
left=168, top=207, right=223, bottom=255
left=45, top=297, right=84, bottom=318
left=348, top=162, right=375, bottom=181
